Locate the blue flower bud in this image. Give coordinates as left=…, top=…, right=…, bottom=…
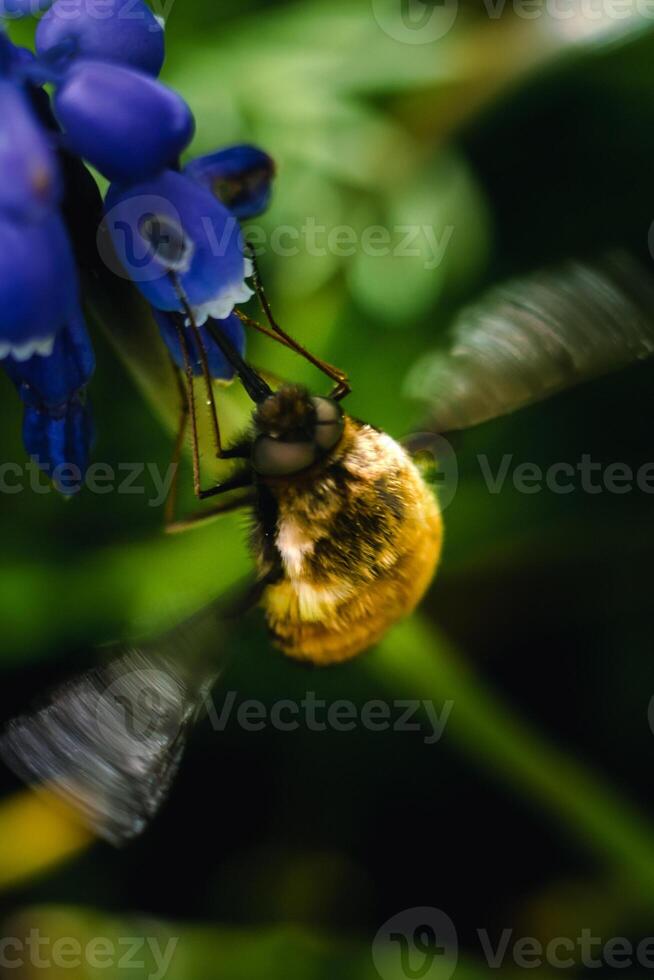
left=184, top=144, right=275, bottom=220
left=104, top=169, right=252, bottom=322
left=3, top=312, right=95, bottom=410
left=54, top=60, right=194, bottom=182
left=0, top=32, right=10, bottom=74
left=9, top=44, right=36, bottom=72
left=0, top=213, right=79, bottom=355
left=36, top=0, right=165, bottom=77
left=0, top=0, right=53, bottom=19
left=0, top=30, right=37, bottom=78
left=0, top=80, right=60, bottom=221
left=23, top=397, right=93, bottom=494
left=152, top=309, right=245, bottom=381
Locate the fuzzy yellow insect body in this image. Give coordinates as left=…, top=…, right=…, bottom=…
left=251, top=404, right=443, bottom=665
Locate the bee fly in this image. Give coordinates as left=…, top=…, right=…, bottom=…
left=163, top=258, right=443, bottom=665
left=4, top=250, right=654, bottom=845
left=0, top=264, right=444, bottom=844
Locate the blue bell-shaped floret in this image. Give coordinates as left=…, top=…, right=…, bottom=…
left=105, top=169, right=252, bottom=323
left=152, top=309, right=246, bottom=381
left=37, top=0, right=165, bottom=76
left=54, top=60, right=194, bottom=182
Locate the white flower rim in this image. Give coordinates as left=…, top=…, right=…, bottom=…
left=0, top=335, right=56, bottom=362
left=188, top=258, right=254, bottom=326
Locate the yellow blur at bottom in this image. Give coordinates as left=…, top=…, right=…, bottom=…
left=0, top=790, right=93, bottom=892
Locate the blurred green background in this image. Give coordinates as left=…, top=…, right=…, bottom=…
left=2, top=0, right=654, bottom=977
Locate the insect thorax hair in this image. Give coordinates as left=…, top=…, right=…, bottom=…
left=249, top=415, right=412, bottom=587
left=254, top=383, right=317, bottom=439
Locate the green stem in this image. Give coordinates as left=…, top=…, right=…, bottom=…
left=371, top=614, right=654, bottom=899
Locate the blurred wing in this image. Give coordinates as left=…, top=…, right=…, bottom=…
left=0, top=579, right=265, bottom=846
left=405, top=252, right=654, bottom=432
left=0, top=648, right=217, bottom=847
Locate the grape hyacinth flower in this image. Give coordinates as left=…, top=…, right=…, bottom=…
left=4, top=313, right=95, bottom=494
left=54, top=61, right=195, bottom=182
left=0, top=5, right=275, bottom=493
left=0, top=79, right=60, bottom=220
left=105, top=168, right=253, bottom=323
left=0, top=213, right=79, bottom=359
left=22, top=399, right=94, bottom=494
left=36, top=0, right=165, bottom=76
left=185, top=144, right=275, bottom=220
left=3, top=311, right=94, bottom=409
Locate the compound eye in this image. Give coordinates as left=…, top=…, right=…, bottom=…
left=311, top=397, right=344, bottom=452
left=251, top=436, right=318, bottom=477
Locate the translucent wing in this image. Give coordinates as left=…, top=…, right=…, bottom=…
left=405, top=252, right=654, bottom=432
left=0, top=583, right=261, bottom=846
left=0, top=649, right=211, bottom=847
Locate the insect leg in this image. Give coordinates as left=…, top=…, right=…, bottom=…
left=170, top=311, right=206, bottom=500
left=234, top=309, right=296, bottom=351
left=165, top=484, right=255, bottom=534
left=168, top=272, right=223, bottom=458
left=168, top=274, right=260, bottom=501
left=188, top=316, right=223, bottom=458
left=204, top=319, right=273, bottom=405
left=164, top=358, right=190, bottom=527
left=245, top=251, right=352, bottom=401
